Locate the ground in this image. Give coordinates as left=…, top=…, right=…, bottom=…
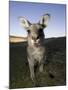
left=10, top=37, right=66, bottom=89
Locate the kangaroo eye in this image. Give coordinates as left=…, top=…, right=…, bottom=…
left=27, top=30, right=31, bottom=34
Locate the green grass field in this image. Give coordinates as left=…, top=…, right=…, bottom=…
left=10, top=37, right=66, bottom=89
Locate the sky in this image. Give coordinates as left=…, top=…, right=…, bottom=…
left=9, top=1, right=66, bottom=38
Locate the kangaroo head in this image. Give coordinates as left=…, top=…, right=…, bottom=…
left=19, top=14, right=50, bottom=46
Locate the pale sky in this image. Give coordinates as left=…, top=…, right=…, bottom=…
left=9, top=1, right=66, bottom=38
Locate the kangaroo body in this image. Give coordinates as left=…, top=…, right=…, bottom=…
left=19, top=14, right=50, bottom=81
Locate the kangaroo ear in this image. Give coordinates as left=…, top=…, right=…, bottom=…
left=18, top=17, right=30, bottom=29
left=39, top=14, right=50, bottom=27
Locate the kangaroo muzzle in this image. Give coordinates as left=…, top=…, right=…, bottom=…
left=31, top=36, right=40, bottom=47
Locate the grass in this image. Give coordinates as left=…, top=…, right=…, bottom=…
left=9, top=37, right=66, bottom=89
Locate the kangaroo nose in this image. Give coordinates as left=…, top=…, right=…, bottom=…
left=32, top=36, right=39, bottom=41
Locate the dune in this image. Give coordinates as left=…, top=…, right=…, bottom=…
left=10, top=37, right=66, bottom=88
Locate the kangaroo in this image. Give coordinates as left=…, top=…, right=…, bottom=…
left=19, top=14, right=50, bottom=82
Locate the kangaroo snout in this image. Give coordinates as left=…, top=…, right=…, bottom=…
left=31, top=37, right=40, bottom=47
left=32, top=35, right=40, bottom=41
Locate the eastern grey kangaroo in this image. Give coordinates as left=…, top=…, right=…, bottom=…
left=19, top=14, right=50, bottom=82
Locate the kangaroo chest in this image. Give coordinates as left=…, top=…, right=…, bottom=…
left=28, top=46, right=45, bottom=62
